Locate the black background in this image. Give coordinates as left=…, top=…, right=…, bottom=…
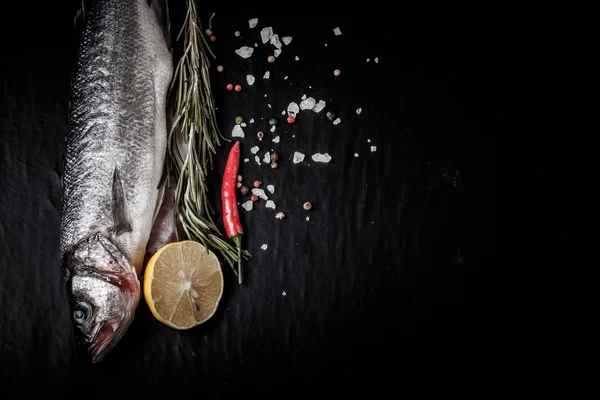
left=0, top=3, right=584, bottom=397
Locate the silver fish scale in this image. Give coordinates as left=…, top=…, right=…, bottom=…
left=60, top=0, right=173, bottom=275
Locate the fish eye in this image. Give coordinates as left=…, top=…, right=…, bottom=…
left=73, top=301, right=92, bottom=325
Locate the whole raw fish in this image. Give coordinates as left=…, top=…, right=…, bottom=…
left=59, top=0, right=173, bottom=363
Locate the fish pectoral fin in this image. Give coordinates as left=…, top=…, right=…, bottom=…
left=111, top=167, right=133, bottom=236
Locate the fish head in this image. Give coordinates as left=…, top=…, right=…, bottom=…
left=64, top=233, right=141, bottom=363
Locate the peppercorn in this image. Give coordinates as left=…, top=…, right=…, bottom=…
left=205, top=29, right=213, bottom=36
left=326, top=111, right=335, bottom=121
left=235, top=116, right=244, bottom=125
left=257, top=131, right=264, bottom=139
left=236, top=182, right=242, bottom=188
left=333, top=69, right=341, bottom=76
left=268, top=118, right=277, bottom=126
left=251, top=194, right=259, bottom=202
left=303, top=202, right=312, bottom=210
left=234, top=30, right=241, bottom=37
left=210, top=35, right=216, bottom=42
left=267, top=55, right=275, bottom=63
left=287, top=115, right=295, bottom=124
left=234, top=84, right=242, bottom=92
left=240, top=185, right=249, bottom=195
left=237, top=175, right=243, bottom=182
left=270, top=153, right=279, bottom=162
left=276, top=212, right=285, bottom=220
left=226, top=83, right=233, bottom=91
left=253, top=180, right=261, bottom=188
left=216, top=65, right=224, bottom=72
left=271, top=162, right=278, bottom=169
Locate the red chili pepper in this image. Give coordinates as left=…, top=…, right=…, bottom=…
left=221, top=141, right=244, bottom=283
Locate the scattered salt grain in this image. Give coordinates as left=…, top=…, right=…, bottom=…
left=255, top=43, right=258, bottom=47
left=281, top=110, right=286, bottom=115
left=252, top=188, right=268, bottom=200
left=354, top=153, right=359, bottom=157
left=269, top=34, right=282, bottom=49
left=287, top=102, right=300, bottom=116
left=249, top=118, right=254, bottom=123
left=240, top=122, right=247, bottom=127
left=270, top=125, right=276, bottom=132
left=274, top=49, right=281, bottom=57
left=293, top=152, right=305, bottom=164
left=267, top=104, right=272, bottom=108
left=295, top=56, right=299, bottom=61
left=263, top=152, right=271, bottom=163
left=284, top=76, right=288, bottom=80
left=312, top=100, right=326, bottom=113
left=333, top=27, right=342, bottom=36
left=235, top=46, right=254, bottom=58
left=255, top=156, right=261, bottom=165
left=282, top=291, right=286, bottom=296
left=306, top=216, right=310, bottom=221
left=261, top=244, right=268, bottom=250
left=267, top=185, right=275, bottom=193
left=231, top=125, right=244, bottom=138
left=265, top=200, right=276, bottom=209
left=367, top=58, right=370, bottom=62
left=272, top=136, right=280, bottom=143
left=248, top=18, right=258, bottom=29
left=311, top=153, right=332, bottom=163
left=244, top=158, right=249, bottom=162
left=301, top=94, right=307, bottom=100
left=242, top=201, right=253, bottom=211
left=371, top=146, right=377, bottom=152
left=367, top=139, right=371, bottom=143
left=356, top=108, right=362, bottom=115
left=300, top=97, right=316, bottom=110
left=324, top=43, right=328, bottom=47
left=333, top=118, right=341, bottom=125
left=251, top=146, right=260, bottom=154
left=260, top=27, right=273, bottom=43
left=375, top=57, right=379, bottom=63
left=246, top=74, right=255, bottom=85
left=282, top=36, right=292, bottom=45
left=263, top=71, right=270, bottom=79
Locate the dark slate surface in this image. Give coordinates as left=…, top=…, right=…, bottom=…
left=0, top=3, right=583, bottom=397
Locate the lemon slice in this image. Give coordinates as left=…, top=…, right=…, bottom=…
left=143, top=240, right=224, bottom=330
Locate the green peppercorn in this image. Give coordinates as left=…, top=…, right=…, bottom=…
left=268, top=118, right=277, bottom=126
left=235, top=116, right=244, bottom=125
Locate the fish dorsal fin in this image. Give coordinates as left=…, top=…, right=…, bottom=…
left=147, top=0, right=171, bottom=51
left=112, top=167, right=133, bottom=236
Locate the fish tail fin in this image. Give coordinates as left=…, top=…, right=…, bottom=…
left=148, top=0, right=171, bottom=51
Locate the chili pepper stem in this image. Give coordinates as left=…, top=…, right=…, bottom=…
left=232, top=235, right=242, bottom=284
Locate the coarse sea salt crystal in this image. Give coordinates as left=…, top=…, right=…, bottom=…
left=281, top=110, right=286, bottom=115
left=251, top=146, right=259, bottom=154
left=267, top=104, right=272, bottom=108
left=312, top=153, right=332, bottom=163
left=267, top=185, right=275, bottom=193
left=270, top=125, right=276, bottom=132
left=312, top=100, right=326, bottom=113
left=235, top=46, right=254, bottom=58
left=301, top=94, right=307, bottom=100
left=260, top=27, right=273, bottom=43
left=333, top=118, right=341, bottom=125
left=246, top=74, right=255, bottom=85
left=282, top=36, right=292, bottom=45
left=255, top=43, right=258, bottom=47
left=367, top=139, right=371, bottom=143
left=295, top=56, right=299, bottom=61
left=282, top=291, right=286, bottom=296
left=252, top=188, right=268, bottom=200
left=354, top=153, right=359, bottom=157
left=270, top=34, right=282, bottom=49
left=261, top=244, right=268, bottom=250
left=274, top=49, right=282, bottom=57
left=263, top=71, right=270, bottom=79
left=244, top=158, right=249, bottom=162
left=287, top=102, right=300, bottom=116
left=240, top=122, right=247, bottom=127
left=250, top=118, right=254, bottom=123
left=300, top=97, right=316, bottom=110
left=272, top=136, right=280, bottom=143
left=356, top=108, right=362, bottom=115
left=255, top=155, right=261, bottom=165
left=265, top=200, right=276, bottom=209
left=293, top=152, right=305, bottom=164
left=367, top=58, right=370, bottom=62
left=306, top=216, right=310, bottom=221
left=242, top=201, right=253, bottom=211
left=248, top=18, right=258, bottom=29
left=333, top=27, right=342, bottom=36
left=263, top=152, right=271, bottom=163
left=375, top=57, right=379, bottom=63
left=371, top=146, right=377, bottom=152
left=284, top=76, right=288, bottom=80
left=231, top=125, right=244, bottom=138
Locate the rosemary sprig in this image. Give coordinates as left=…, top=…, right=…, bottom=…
left=163, top=4, right=250, bottom=276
